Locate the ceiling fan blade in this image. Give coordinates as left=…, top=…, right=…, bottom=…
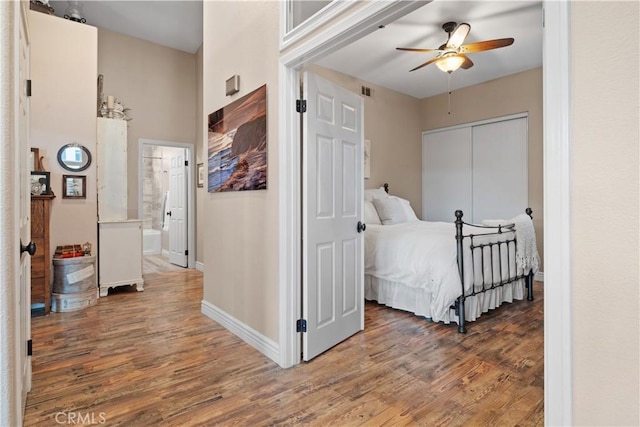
left=447, top=23, right=470, bottom=48
left=460, top=54, right=474, bottom=69
left=459, top=38, right=514, bottom=54
left=396, top=47, right=442, bottom=53
left=409, top=56, right=442, bottom=72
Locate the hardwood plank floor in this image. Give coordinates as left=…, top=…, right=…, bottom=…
left=143, top=254, right=185, bottom=275
left=24, top=270, right=543, bottom=426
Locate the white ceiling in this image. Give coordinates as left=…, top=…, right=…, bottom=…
left=43, top=1, right=541, bottom=98
left=316, top=0, right=543, bottom=99
left=47, top=1, right=203, bottom=54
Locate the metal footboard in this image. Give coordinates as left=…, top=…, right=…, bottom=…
left=454, top=209, right=535, bottom=333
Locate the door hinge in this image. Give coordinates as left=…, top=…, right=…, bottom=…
left=26, top=80, right=32, bottom=97
left=27, top=339, right=32, bottom=356
left=185, top=160, right=189, bottom=166
left=296, top=99, right=307, bottom=113
left=184, top=250, right=188, bottom=256
left=296, top=319, right=307, bottom=333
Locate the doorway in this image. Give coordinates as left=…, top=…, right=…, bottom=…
left=137, top=139, right=196, bottom=271
left=279, top=0, right=572, bottom=424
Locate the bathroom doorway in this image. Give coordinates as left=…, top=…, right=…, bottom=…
left=138, top=139, right=196, bottom=272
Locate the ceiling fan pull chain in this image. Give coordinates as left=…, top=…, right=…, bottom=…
left=448, top=73, right=452, bottom=115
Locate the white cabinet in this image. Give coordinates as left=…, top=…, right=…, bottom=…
left=96, top=118, right=144, bottom=295
left=422, top=115, right=528, bottom=223
left=97, top=117, right=127, bottom=221
left=98, top=220, right=144, bottom=296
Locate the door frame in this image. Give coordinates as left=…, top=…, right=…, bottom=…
left=0, top=1, right=29, bottom=425
left=137, top=139, right=195, bottom=269
left=277, top=0, right=573, bottom=425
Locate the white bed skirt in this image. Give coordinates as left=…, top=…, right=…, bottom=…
left=364, top=274, right=526, bottom=325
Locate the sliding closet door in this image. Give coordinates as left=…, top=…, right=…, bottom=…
left=422, top=127, right=472, bottom=222
left=471, top=117, right=528, bottom=223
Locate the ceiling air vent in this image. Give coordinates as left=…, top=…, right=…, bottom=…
left=361, top=85, right=372, bottom=97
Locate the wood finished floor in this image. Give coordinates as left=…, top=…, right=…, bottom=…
left=24, top=270, right=543, bottom=426
left=143, top=254, right=185, bottom=275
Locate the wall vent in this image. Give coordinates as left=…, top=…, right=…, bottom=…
left=361, top=85, right=372, bottom=97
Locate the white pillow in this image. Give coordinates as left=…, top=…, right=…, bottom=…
left=364, top=201, right=381, bottom=225
left=390, top=196, right=419, bottom=222
left=372, top=197, right=407, bottom=225
left=364, top=187, right=388, bottom=202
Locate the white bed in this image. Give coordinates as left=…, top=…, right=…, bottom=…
left=363, top=186, right=538, bottom=330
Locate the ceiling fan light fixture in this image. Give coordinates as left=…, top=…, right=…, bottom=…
left=435, top=55, right=465, bottom=73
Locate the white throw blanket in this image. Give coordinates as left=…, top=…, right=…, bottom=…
left=511, top=214, right=540, bottom=274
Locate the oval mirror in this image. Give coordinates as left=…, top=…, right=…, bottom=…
left=57, top=143, right=92, bottom=172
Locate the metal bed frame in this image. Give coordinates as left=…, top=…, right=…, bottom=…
left=454, top=209, right=534, bottom=333
left=382, top=183, right=534, bottom=333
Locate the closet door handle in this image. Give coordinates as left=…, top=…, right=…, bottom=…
left=166, top=211, right=172, bottom=217
left=357, top=221, right=366, bottom=233
left=20, top=239, right=36, bottom=256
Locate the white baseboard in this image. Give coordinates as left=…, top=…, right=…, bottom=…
left=201, top=300, right=279, bottom=365
left=535, top=271, right=544, bottom=282
left=195, top=261, right=204, bottom=272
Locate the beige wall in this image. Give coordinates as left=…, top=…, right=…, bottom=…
left=195, top=46, right=204, bottom=265
left=97, top=29, right=197, bottom=219
left=29, top=11, right=98, bottom=262
left=306, top=64, right=423, bottom=216
left=202, top=1, right=280, bottom=341
left=571, top=2, right=639, bottom=425
left=420, top=68, right=544, bottom=270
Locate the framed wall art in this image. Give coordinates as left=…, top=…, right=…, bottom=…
left=62, top=175, right=86, bottom=199
left=364, top=139, right=371, bottom=179
left=197, top=163, right=204, bottom=188
left=207, top=84, right=267, bottom=192
left=30, top=171, right=50, bottom=195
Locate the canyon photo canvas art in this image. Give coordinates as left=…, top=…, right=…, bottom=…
left=207, top=85, right=267, bottom=192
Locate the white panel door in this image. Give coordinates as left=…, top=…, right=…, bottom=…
left=18, top=1, right=32, bottom=414
left=168, top=149, right=187, bottom=267
left=422, top=127, right=472, bottom=222
left=303, top=72, right=364, bottom=361
left=472, top=117, right=528, bottom=223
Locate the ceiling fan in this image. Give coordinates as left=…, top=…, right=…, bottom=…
left=396, top=21, right=514, bottom=73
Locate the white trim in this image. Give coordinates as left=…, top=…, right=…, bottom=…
left=422, top=112, right=529, bottom=135
left=137, top=139, right=196, bottom=269
left=162, top=248, right=170, bottom=258
left=277, top=62, right=301, bottom=368
left=280, top=1, right=428, bottom=68
left=201, top=300, right=279, bottom=365
left=0, top=2, right=21, bottom=425
left=534, top=271, right=544, bottom=282
left=542, top=1, right=573, bottom=425
left=195, top=261, right=204, bottom=272
left=280, top=1, right=358, bottom=51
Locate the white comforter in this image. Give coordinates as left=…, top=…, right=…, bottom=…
left=364, top=221, right=523, bottom=322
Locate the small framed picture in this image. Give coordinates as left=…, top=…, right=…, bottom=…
left=197, top=163, right=204, bottom=188
left=62, top=175, right=86, bottom=199
left=30, top=171, right=50, bottom=195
